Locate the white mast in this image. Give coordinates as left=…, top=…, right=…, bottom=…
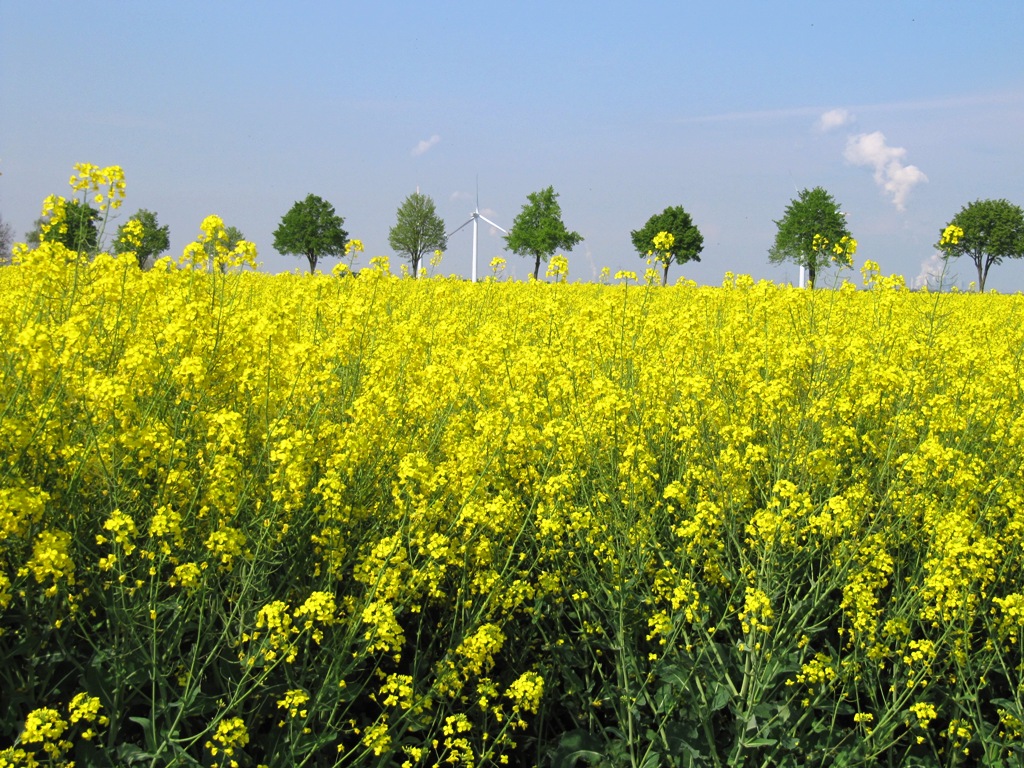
left=447, top=185, right=507, bottom=282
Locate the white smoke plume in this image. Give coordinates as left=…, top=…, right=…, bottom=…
left=844, top=131, right=927, bottom=210
left=914, top=252, right=948, bottom=290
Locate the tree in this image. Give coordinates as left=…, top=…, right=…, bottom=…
left=630, top=205, right=704, bottom=285
left=209, top=224, right=246, bottom=272
left=0, top=213, right=14, bottom=264
left=113, top=209, right=170, bottom=269
left=937, top=199, right=1024, bottom=291
left=224, top=225, right=245, bottom=250
left=272, top=194, right=348, bottom=273
left=213, top=225, right=246, bottom=272
left=769, top=187, right=851, bottom=288
left=505, top=186, right=583, bottom=280
left=26, top=199, right=100, bottom=252
left=388, top=192, right=447, bottom=278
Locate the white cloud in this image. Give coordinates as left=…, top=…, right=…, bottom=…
left=844, top=131, right=927, bottom=210
left=816, top=108, right=853, bottom=132
left=411, top=134, right=441, bottom=157
left=913, top=252, right=948, bottom=290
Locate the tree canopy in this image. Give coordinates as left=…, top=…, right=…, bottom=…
left=505, top=186, right=582, bottom=280
left=210, top=225, right=247, bottom=272
left=26, top=199, right=101, bottom=253
left=272, top=194, right=348, bottom=273
left=769, top=187, right=851, bottom=288
left=113, top=209, right=170, bottom=269
left=630, top=206, right=704, bottom=285
left=388, top=192, right=446, bottom=278
left=937, top=199, right=1024, bottom=291
left=0, top=213, right=13, bottom=263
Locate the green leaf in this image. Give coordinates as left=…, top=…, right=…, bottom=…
left=742, top=737, right=778, bottom=748
left=550, top=729, right=606, bottom=768
left=711, top=682, right=732, bottom=712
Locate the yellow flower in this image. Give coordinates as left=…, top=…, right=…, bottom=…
left=545, top=254, right=569, bottom=282
left=21, top=707, right=71, bottom=758
left=117, top=218, right=146, bottom=252
left=170, top=562, right=205, bottom=590
left=276, top=689, right=310, bottom=720
left=456, top=623, right=505, bottom=677
left=69, top=163, right=126, bottom=211
left=205, top=526, right=247, bottom=570
left=909, top=701, right=938, bottom=730
left=506, top=671, right=544, bottom=714
left=21, top=529, right=76, bottom=595
left=940, top=223, right=963, bottom=247
left=739, top=587, right=773, bottom=634
left=102, top=508, right=138, bottom=555
left=293, top=591, right=337, bottom=643
left=206, top=716, right=249, bottom=767
left=361, top=720, right=392, bottom=756
left=651, top=230, right=675, bottom=254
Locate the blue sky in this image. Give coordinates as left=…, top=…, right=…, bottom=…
left=3, top=1, right=1023, bottom=288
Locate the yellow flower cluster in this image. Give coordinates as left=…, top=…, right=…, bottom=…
left=651, top=230, right=675, bottom=254
left=545, top=253, right=569, bottom=282
left=0, top=695, right=107, bottom=765
left=68, top=163, right=126, bottom=212
left=813, top=232, right=858, bottom=266
left=940, top=223, right=964, bottom=247
left=739, top=587, right=773, bottom=635
left=276, top=688, right=310, bottom=720
left=205, top=716, right=249, bottom=768
left=179, top=214, right=258, bottom=272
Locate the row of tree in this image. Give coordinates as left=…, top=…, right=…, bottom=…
left=271, top=187, right=691, bottom=282
left=767, top=188, right=1024, bottom=290
left=4, top=185, right=1023, bottom=290
left=269, top=187, right=587, bottom=281
left=274, top=185, right=1024, bottom=290
left=7, top=204, right=247, bottom=272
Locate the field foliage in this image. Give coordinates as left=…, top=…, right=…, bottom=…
left=3, top=173, right=1024, bottom=767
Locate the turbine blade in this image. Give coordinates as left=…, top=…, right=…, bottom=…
left=446, top=218, right=474, bottom=238
left=477, top=215, right=507, bottom=234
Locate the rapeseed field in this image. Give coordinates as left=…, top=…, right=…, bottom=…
left=2, top=169, right=1024, bottom=767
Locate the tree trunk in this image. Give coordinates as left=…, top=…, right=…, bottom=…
left=807, top=264, right=816, bottom=289
left=662, top=263, right=670, bottom=286
left=977, top=259, right=987, bottom=292
left=533, top=256, right=541, bottom=280
left=306, top=252, right=318, bottom=274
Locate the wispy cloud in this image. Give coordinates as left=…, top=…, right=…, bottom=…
left=672, top=89, right=1023, bottom=126
left=411, top=134, right=441, bottom=157
left=816, top=108, right=853, bottom=132
left=852, top=89, right=1024, bottom=116
left=672, top=105, right=823, bottom=125
left=844, top=131, right=927, bottom=211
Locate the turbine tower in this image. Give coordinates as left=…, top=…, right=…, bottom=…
left=447, top=187, right=507, bottom=282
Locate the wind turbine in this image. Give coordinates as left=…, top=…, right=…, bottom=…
left=447, top=187, right=507, bottom=282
